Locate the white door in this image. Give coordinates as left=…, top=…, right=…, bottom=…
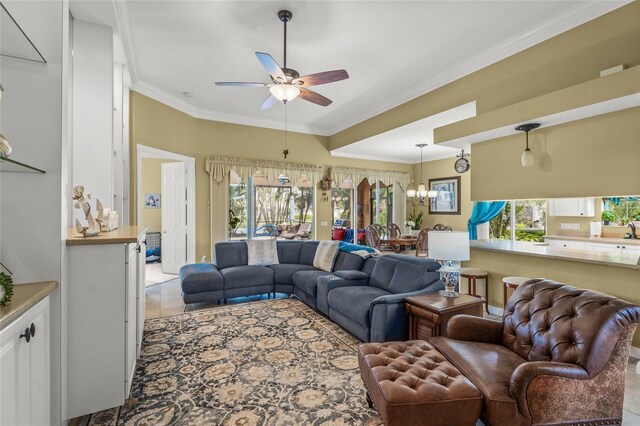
left=161, top=162, right=187, bottom=274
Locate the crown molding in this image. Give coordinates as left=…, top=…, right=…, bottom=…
left=324, top=0, right=630, bottom=135
left=132, top=81, right=330, bottom=136
left=112, top=0, right=138, bottom=84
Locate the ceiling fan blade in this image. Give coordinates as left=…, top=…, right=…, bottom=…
left=295, top=70, right=349, bottom=87
left=215, top=82, right=271, bottom=87
left=260, top=95, right=278, bottom=110
left=255, top=52, right=286, bottom=82
left=298, top=88, right=332, bottom=107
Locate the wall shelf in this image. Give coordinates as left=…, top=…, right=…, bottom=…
left=434, top=65, right=640, bottom=148
left=0, top=157, right=46, bottom=174
left=0, top=2, right=47, bottom=63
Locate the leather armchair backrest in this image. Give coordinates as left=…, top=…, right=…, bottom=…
left=503, top=279, right=640, bottom=376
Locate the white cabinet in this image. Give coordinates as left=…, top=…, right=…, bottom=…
left=0, top=297, right=50, bottom=426
left=548, top=198, right=595, bottom=217
left=545, top=238, right=585, bottom=249
left=67, top=229, right=146, bottom=419
left=585, top=242, right=640, bottom=255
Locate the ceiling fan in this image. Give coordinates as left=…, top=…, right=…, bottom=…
left=215, top=10, right=349, bottom=109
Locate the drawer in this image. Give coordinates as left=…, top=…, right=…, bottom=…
left=406, top=304, right=441, bottom=324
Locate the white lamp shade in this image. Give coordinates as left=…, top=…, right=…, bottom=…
left=417, top=183, right=426, bottom=193
left=407, top=188, right=416, bottom=198
left=521, top=148, right=534, bottom=167
left=427, top=190, right=438, bottom=198
left=428, top=231, right=470, bottom=261
left=270, top=84, right=300, bottom=102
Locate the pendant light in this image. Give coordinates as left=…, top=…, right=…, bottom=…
left=407, top=143, right=437, bottom=207
left=516, top=123, right=540, bottom=167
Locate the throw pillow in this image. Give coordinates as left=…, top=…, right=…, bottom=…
left=247, top=239, right=279, bottom=266
left=313, top=240, right=340, bottom=272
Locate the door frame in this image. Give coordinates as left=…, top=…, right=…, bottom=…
left=136, top=145, right=196, bottom=265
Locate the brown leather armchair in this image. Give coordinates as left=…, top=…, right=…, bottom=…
left=430, top=279, right=640, bottom=426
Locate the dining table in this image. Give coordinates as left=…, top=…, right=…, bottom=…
left=381, top=235, right=418, bottom=253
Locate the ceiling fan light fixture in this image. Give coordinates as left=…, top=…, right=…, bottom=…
left=270, top=84, right=300, bottom=102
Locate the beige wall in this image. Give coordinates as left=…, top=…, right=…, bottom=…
left=130, top=92, right=411, bottom=259
left=463, top=250, right=640, bottom=347
left=140, top=158, right=180, bottom=233
left=410, top=157, right=472, bottom=232
left=329, top=2, right=640, bottom=150
left=470, top=108, right=640, bottom=201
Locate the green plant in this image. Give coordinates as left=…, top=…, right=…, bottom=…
left=0, top=272, right=14, bottom=307
left=601, top=210, right=616, bottom=223
left=229, top=210, right=241, bottom=232
left=407, top=209, right=424, bottom=230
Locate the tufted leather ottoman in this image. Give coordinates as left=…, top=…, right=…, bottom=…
left=358, top=340, right=482, bottom=426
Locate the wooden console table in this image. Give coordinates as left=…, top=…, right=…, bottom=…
left=406, top=293, right=485, bottom=339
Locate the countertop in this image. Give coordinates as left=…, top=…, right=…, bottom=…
left=66, top=226, right=147, bottom=246
left=545, top=235, right=640, bottom=246
left=0, top=281, right=58, bottom=331
left=470, top=239, right=640, bottom=269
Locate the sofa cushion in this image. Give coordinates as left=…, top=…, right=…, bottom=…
left=219, top=265, right=274, bottom=289
left=268, top=264, right=316, bottom=285
left=369, top=257, right=398, bottom=291
left=292, top=270, right=331, bottom=296
left=313, top=241, right=340, bottom=272
left=334, top=250, right=364, bottom=271
left=430, top=337, right=526, bottom=426
left=179, top=263, right=223, bottom=294
left=299, top=241, right=319, bottom=265
left=328, top=286, right=390, bottom=327
left=276, top=240, right=304, bottom=264
left=214, top=242, right=248, bottom=269
left=247, top=239, right=279, bottom=266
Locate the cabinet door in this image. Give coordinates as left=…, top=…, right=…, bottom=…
left=548, top=198, right=594, bottom=217
left=0, top=319, right=29, bottom=425
left=125, top=243, right=138, bottom=396
left=27, top=302, right=50, bottom=426
left=621, top=245, right=640, bottom=255
left=136, top=235, right=147, bottom=357
left=585, top=242, right=621, bottom=253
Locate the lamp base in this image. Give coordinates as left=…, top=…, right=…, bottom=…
left=439, top=260, right=460, bottom=298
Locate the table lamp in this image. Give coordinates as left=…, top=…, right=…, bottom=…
left=428, top=231, right=470, bottom=298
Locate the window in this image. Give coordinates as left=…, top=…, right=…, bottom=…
left=332, top=188, right=352, bottom=225
left=602, top=197, right=640, bottom=225
left=370, top=182, right=393, bottom=226
left=489, top=200, right=546, bottom=242
left=228, top=180, right=248, bottom=241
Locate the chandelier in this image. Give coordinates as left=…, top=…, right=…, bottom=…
left=407, top=143, right=437, bottom=207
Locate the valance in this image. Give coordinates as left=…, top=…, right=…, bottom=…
left=331, top=166, right=410, bottom=189
left=205, top=156, right=323, bottom=184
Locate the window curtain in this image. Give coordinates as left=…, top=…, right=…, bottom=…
left=205, top=156, right=322, bottom=185
left=468, top=201, right=507, bottom=240
left=330, top=166, right=410, bottom=189
left=605, top=196, right=640, bottom=206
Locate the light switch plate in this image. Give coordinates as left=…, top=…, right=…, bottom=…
left=560, top=223, right=581, bottom=230
left=320, top=221, right=328, bottom=226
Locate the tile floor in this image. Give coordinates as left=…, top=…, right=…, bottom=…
left=147, top=279, right=640, bottom=424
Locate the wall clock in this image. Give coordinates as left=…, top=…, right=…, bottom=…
left=454, top=149, right=470, bottom=173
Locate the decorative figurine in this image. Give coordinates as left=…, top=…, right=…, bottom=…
left=73, top=185, right=103, bottom=237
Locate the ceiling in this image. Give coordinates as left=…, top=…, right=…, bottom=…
left=70, top=0, right=628, bottom=162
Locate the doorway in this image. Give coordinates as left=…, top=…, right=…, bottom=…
left=137, top=145, right=196, bottom=280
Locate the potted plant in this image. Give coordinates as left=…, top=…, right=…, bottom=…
left=229, top=210, right=241, bottom=235
left=407, top=210, right=424, bottom=231
left=0, top=272, right=14, bottom=307
left=601, top=210, right=616, bottom=226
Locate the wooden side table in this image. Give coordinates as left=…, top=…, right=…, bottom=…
left=405, top=293, right=485, bottom=339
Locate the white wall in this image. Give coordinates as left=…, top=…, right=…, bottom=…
left=0, top=1, right=70, bottom=424
left=71, top=20, right=113, bottom=221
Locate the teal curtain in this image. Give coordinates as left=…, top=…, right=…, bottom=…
left=606, top=197, right=640, bottom=206
left=468, top=201, right=507, bottom=240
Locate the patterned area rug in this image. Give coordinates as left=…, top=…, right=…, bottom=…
left=88, top=298, right=383, bottom=425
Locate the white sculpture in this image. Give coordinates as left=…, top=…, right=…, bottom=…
left=73, top=185, right=103, bottom=237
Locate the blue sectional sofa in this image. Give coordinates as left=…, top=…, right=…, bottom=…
left=180, top=240, right=444, bottom=342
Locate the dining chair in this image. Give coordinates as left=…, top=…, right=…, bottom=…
left=415, top=227, right=430, bottom=257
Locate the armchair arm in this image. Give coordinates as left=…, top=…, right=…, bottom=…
left=316, top=274, right=370, bottom=316
left=368, top=287, right=439, bottom=342
left=334, top=270, right=370, bottom=280
left=447, top=315, right=504, bottom=344
left=510, top=361, right=589, bottom=422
